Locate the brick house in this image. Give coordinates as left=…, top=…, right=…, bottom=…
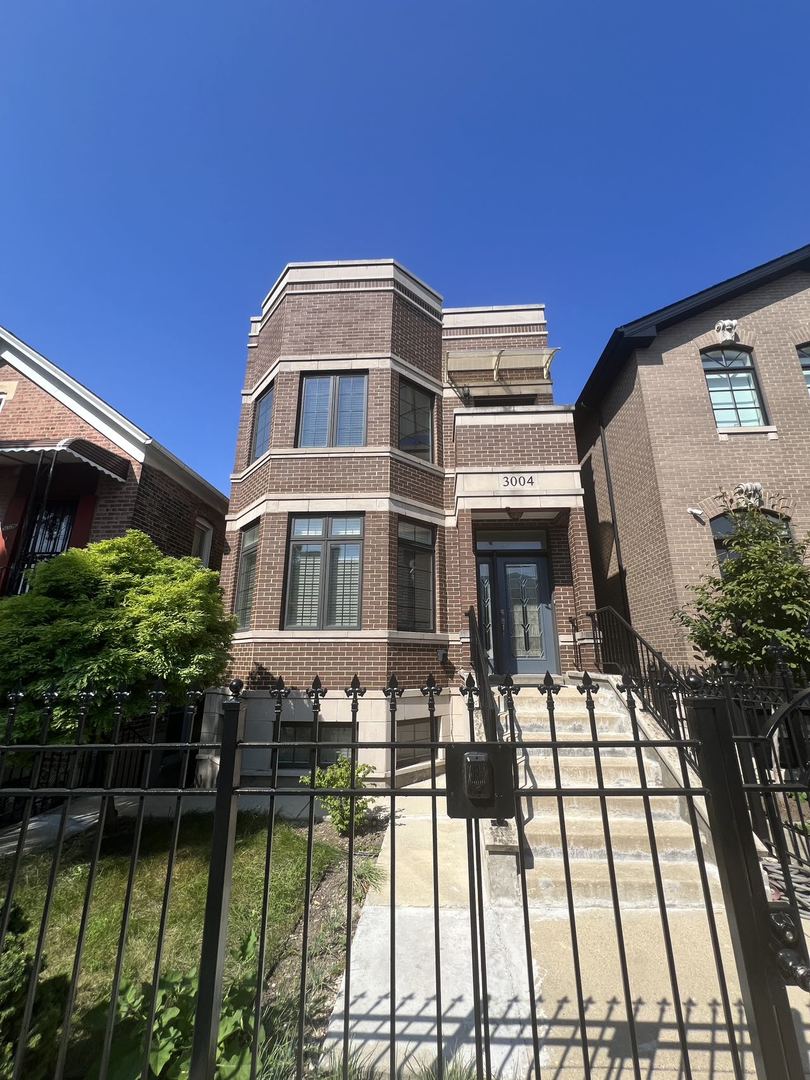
left=575, top=242, right=810, bottom=664
left=220, top=259, right=596, bottom=778
left=0, top=324, right=227, bottom=593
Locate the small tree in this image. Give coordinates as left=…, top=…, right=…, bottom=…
left=675, top=500, right=810, bottom=673
left=0, top=530, right=235, bottom=736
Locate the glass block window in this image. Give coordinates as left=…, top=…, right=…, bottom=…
left=798, top=344, right=810, bottom=394
left=399, top=379, right=433, bottom=461
left=234, top=521, right=260, bottom=630
left=285, top=515, right=363, bottom=629
left=701, top=349, right=766, bottom=428
left=250, top=385, right=274, bottom=462
left=397, top=520, right=434, bottom=632
left=298, top=373, right=367, bottom=447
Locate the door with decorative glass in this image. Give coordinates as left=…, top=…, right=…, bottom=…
left=476, top=531, right=558, bottom=675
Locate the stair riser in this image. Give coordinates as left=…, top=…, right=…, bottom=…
left=525, top=875, right=714, bottom=908
left=520, top=795, right=684, bottom=819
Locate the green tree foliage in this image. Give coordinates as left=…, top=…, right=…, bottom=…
left=0, top=531, right=235, bottom=735
left=675, top=502, right=810, bottom=672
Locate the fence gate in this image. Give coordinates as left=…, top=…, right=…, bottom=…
left=1, top=669, right=810, bottom=1079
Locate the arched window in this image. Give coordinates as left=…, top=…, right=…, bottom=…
left=701, top=348, right=766, bottom=427
left=711, top=509, right=791, bottom=564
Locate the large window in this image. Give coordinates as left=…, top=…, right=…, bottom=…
left=397, top=520, right=434, bottom=632
left=250, top=385, right=274, bottom=462
left=234, top=521, right=260, bottom=630
left=399, top=379, right=433, bottom=461
left=711, top=510, right=791, bottom=565
left=701, top=348, right=766, bottom=428
left=285, top=515, right=363, bottom=629
left=798, top=345, right=810, bottom=394
left=298, top=373, right=367, bottom=447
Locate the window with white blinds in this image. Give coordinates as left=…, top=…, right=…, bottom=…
left=298, top=373, right=367, bottom=447
left=234, top=521, right=260, bottom=630
left=285, top=515, right=363, bottom=629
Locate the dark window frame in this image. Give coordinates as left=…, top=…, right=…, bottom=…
left=397, top=518, right=435, bottom=632
left=296, top=372, right=368, bottom=448
left=798, top=344, right=810, bottom=394
left=711, top=509, right=792, bottom=566
left=398, top=377, right=434, bottom=462
left=234, top=520, right=261, bottom=630
left=701, top=347, right=767, bottom=428
left=284, top=514, right=364, bottom=630
left=250, top=384, right=274, bottom=462
left=278, top=721, right=352, bottom=768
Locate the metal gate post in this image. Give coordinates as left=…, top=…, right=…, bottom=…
left=189, top=680, right=245, bottom=1080
left=690, top=690, right=805, bottom=1079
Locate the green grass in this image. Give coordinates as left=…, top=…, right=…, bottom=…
left=6, top=810, right=341, bottom=1017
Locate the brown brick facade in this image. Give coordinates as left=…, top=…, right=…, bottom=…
left=224, top=261, right=597, bottom=689
left=576, top=258, right=810, bottom=664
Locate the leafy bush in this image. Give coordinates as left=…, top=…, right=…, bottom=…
left=303, top=755, right=375, bottom=836
left=84, top=933, right=262, bottom=1080
left=0, top=530, right=235, bottom=737
left=0, top=904, right=67, bottom=1080
left=675, top=500, right=810, bottom=672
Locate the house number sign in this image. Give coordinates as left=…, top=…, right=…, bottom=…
left=501, top=474, right=536, bottom=487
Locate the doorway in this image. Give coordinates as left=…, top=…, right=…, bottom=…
left=476, top=530, right=559, bottom=675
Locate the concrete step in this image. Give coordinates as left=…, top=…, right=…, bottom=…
left=523, top=815, right=699, bottom=861
left=517, top=753, right=661, bottom=788
left=521, top=791, right=684, bottom=820
left=511, top=712, right=633, bottom=736
left=525, top=855, right=721, bottom=909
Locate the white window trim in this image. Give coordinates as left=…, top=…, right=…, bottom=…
left=192, top=517, right=214, bottom=567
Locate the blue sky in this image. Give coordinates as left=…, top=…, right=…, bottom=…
left=2, top=0, right=808, bottom=492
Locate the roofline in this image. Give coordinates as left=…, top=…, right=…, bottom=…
left=577, top=241, right=810, bottom=408
left=259, top=259, right=443, bottom=316
left=0, top=324, right=227, bottom=509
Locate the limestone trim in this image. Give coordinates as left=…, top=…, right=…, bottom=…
left=233, top=629, right=455, bottom=644
left=231, top=444, right=446, bottom=483
left=244, top=353, right=444, bottom=401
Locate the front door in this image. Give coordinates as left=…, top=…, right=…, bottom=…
left=477, top=552, right=558, bottom=675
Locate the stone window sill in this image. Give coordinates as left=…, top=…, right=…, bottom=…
left=717, top=426, right=778, bottom=441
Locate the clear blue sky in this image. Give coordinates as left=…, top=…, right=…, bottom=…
left=2, top=1, right=808, bottom=492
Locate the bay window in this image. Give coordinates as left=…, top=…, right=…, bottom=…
left=397, top=520, right=434, bottom=632
left=285, top=515, right=363, bottom=629
left=298, top=373, right=367, bottom=447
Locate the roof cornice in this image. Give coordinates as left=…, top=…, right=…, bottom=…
left=577, top=242, right=810, bottom=408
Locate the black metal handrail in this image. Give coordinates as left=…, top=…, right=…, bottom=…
left=466, top=607, right=500, bottom=741
left=586, top=606, right=694, bottom=759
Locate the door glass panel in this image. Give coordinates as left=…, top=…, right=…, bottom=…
left=476, top=559, right=495, bottom=663
left=505, top=562, right=543, bottom=658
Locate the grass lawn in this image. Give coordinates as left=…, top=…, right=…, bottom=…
left=5, top=807, right=341, bottom=1069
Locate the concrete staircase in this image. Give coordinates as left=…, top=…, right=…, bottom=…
left=489, top=681, right=722, bottom=910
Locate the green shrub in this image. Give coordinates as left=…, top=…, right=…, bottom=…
left=0, top=905, right=67, bottom=1080
left=303, top=755, right=375, bottom=836
left=84, top=933, right=262, bottom=1080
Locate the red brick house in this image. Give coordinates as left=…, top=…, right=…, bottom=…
left=222, top=259, right=596, bottom=699
left=0, top=324, right=227, bottom=593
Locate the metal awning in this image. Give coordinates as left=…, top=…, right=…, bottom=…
left=445, top=347, right=558, bottom=380
left=0, top=438, right=130, bottom=482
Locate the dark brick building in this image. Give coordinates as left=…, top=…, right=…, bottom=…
left=0, top=324, right=227, bottom=593
left=575, top=243, right=810, bottom=664
left=221, top=259, right=596, bottom=769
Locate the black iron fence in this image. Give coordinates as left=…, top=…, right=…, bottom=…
left=2, top=669, right=810, bottom=1079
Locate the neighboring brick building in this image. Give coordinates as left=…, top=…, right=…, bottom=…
left=0, top=325, right=227, bottom=593
left=223, top=259, right=596, bottom=725
left=575, top=243, right=810, bottom=664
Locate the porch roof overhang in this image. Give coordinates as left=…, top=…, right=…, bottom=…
left=0, top=439, right=130, bottom=482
